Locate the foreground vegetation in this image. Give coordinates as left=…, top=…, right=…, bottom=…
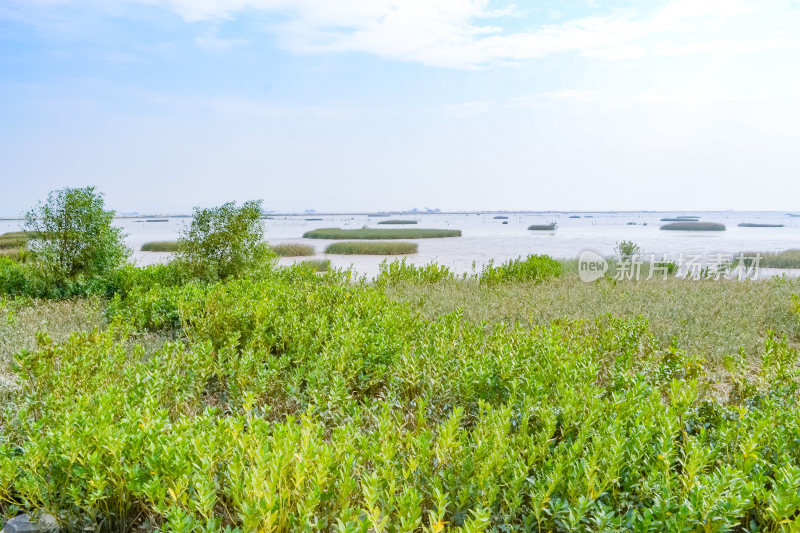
left=304, top=228, right=461, bottom=239
left=325, top=241, right=418, bottom=255
left=3, top=189, right=800, bottom=531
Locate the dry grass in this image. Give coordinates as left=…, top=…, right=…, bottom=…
left=388, top=273, right=800, bottom=382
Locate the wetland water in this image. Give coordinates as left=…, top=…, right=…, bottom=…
left=2, top=211, right=799, bottom=277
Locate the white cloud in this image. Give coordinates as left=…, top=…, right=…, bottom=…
left=5, top=0, right=797, bottom=68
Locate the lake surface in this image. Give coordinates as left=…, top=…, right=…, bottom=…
left=2, top=211, right=799, bottom=277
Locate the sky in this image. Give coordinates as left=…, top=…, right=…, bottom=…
left=1, top=0, right=800, bottom=215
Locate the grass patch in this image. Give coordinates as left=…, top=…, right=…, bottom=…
left=271, top=243, right=315, bottom=257
left=528, top=223, right=557, bottom=231
left=738, top=223, right=784, bottom=228
left=740, top=249, right=800, bottom=269
left=325, top=241, right=417, bottom=255
left=660, top=221, right=726, bottom=231
left=304, top=228, right=461, bottom=239
left=377, top=220, right=418, bottom=225
left=0, top=232, right=29, bottom=250
left=141, top=241, right=179, bottom=252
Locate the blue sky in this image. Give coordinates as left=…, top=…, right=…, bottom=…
left=1, top=0, right=799, bottom=214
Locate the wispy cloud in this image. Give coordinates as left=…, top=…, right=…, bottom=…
left=4, top=0, right=796, bottom=68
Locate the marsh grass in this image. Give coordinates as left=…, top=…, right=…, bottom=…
left=304, top=228, right=461, bottom=239
left=271, top=243, right=315, bottom=257
left=738, top=223, right=784, bottom=228
left=492, top=216, right=508, bottom=220
left=0, top=232, right=29, bottom=250
left=741, top=249, right=800, bottom=269
left=662, top=217, right=700, bottom=222
left=300, top=258, right=330, bottom=271
left=377, top=220, right=417, bottom=225
left=325, top=241, right=418, bottom=255
left=528, top=223, right=557, bottom=231
left=660, top=221, right=726, bottom=231
left=141, top=241, right=179, bottom=252
left=389, top=273, right=800, bottom=386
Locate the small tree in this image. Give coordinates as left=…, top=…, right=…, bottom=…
left=176, top=200, right=271, bottom=280
left=24, top=187, right=129, bottom=280
left=615, top=240, right=642, bottom=261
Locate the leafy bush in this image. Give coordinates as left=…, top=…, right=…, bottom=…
left=615, top=240, right=642, bottom=260
left=325, top=241, right=418, bottom=255
left=375, top=258, right=456, bottom=286
left=176, top=200, right=274, bottom=281
left=304, top=228, right=461, bottom=239
left=479, top=254, right=562, bottom=284
left=271, top=243, right=315, bottom=257
left=23, top=187, right=130, bottom=280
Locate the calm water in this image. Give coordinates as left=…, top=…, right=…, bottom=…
left=2, top=211, right=799, bottom=277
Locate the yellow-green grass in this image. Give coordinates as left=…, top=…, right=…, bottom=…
left=377, top=220, right=418, bottom=225
left=0, top=232, right=29, bottom=250
left=740, top=249, right=800, bottom=269
left=325, top=241, right=418, bottom=255
left=304, top=228, right=461, bottom=239
left=660, top=221, right=726, bottom=231
left=141, top=241, right=179, bottom=252
left=271, top=243, right=315, bottom=257
left=738, top=223, right=784, bottom=228
left=528, top=223, right=557, bottom=231
left=389, top=272, right=800, bottom=388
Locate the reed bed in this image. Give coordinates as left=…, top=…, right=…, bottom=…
left=739, top=249, right=800, bottom=269
left=660, top=221, right=726, bottom=231
left=271, top=243, right=315, bottom=257
left=377, top=220, right=418, bottom=225
left=141, top=241, right=179, bottom=252
left=527, top=223, right=557, bottom=231
left=304, top=228, right=461, bottom=239
left=325, top=241, right=418, bottom=255
left=738, top=223, right=784, bottom=228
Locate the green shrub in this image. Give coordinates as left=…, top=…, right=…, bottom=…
left=377, top=220, right=418, bottom=225
left=141, top=241, right=179, bottom=252
left=527, top=223, right=557, bottom=231
left=176, top=200, right=274, bottom=281
left=375, top=258, right=456, bottom=286
left=616, top=240, right=642, bottom=260
left=23, top=187, right=130, bottom=280
left=660, top=222, right=726, bottom=231
left=325, top=241, right=418, bottom=255
left=271, top=243, right=315, bottom=257
left=479, top=254, right=562, bottom=284
left=304, top=228, right=461, bottom=239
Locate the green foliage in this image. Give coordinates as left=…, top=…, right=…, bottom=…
left=141, top=241, right=179, bottom=252
left=176, top=200, right=274, bottom=281
left=304, top=228, right=461, bottom=239
left=23, top=187, right=130, bottom=280
left=377, top=220, right=418, bottom=225
left=660, top=222, right=726, bottom=231
left=325, top=241, right=418, bottom=255
left=479, top=254, right=562, bottom=284
left=3, top=269, right=800, bottom=531
left=271, top=243, right=315, bottom=257
left=527, top=223, right=557, bottom=231
left=615, top=240, right=642, bottom=260
left=375, top=259, right=457, bottom=286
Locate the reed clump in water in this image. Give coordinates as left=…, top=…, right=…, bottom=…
left=304, top=228, right=461, bottom=239
left=271, top=244, right=315, bottom=257
left=660, top=222, right=725, bottom=231
left=325, top=241, right=418, bottom=255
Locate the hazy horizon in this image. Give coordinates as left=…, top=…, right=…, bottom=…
left=2, top=0, right=800, bottom=214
